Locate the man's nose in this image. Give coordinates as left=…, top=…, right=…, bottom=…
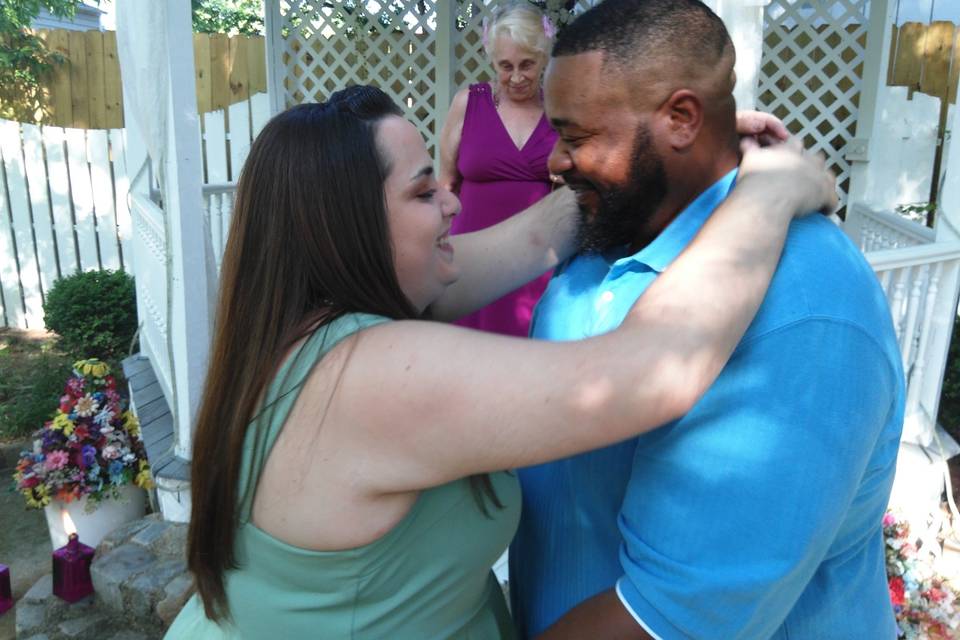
left=547, top=140, right=572, bottom=177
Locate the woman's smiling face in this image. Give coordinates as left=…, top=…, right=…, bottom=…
left=377, top=116, right=462, bottom=312
left=492, top=36, right=546, bottom=103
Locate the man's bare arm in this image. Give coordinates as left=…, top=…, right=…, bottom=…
left=535, top=589, right=654, bottom=640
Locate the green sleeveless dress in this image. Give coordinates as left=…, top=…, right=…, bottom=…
left=165, top=313, right=521, bottom=639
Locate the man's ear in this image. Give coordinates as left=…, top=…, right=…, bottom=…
left=657, top=89, right=703, bottom=151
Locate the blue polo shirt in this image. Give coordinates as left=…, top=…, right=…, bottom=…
left=510, top=170, right=905, bottom=639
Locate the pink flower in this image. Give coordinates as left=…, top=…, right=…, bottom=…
left=925, top=587, right=946, bottom=603
left=542, top=15, right=557, bottom=40
left=44, top=450, right=69, bottom=470
left=66, top=377, right=84, bottom=396
left=883, top=513, right=896, bottom=527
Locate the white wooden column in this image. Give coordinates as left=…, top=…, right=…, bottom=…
left=264, top=0, right=285, bottom=116
left=846, top=0, right=896, bottom=207
left=163, top=2, right=213, bottom=460
left=710, top=0, right=769, bottom=110
left=434, top=1, right=457, bottom=165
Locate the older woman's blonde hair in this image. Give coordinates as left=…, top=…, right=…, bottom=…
left=483, top=2, right=554, bottom=61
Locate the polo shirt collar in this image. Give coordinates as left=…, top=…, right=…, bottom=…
left=609, top=168, right=739, bottom=276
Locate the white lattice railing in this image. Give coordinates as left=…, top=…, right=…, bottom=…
left=845, top=202, right=936, bottom=252
left=848, top=205, right=960, bottom=447
left=203, top=183, right=237, bottom=272
left=129, top=178, right=175, bottom=413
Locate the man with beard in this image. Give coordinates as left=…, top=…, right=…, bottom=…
left=509, top=1, right=905, bottom=639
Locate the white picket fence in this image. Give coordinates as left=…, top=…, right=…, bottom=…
left=0, top=92, right=270, bottom=330
left=0, top=121, right=131, bottom=329
left=200, top=92, right=272, bottom=184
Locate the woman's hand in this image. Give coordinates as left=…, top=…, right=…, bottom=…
left=735, top=110, right=790, bottom=147
left=738, top=137, right=838, bottom=217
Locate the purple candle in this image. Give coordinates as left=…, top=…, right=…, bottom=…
left=52, top=533, right=94, bottom=603
left=0, top=564, right=11, bottom=615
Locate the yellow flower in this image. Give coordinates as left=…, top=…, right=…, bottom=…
left=123, top=411, right=141, bottom=438
left=135, top=461, right=154, bottom=490
left=74, top=359, right=110, bottom=378
left=24, top=485, right=51, bottom=509
left=51, top=412, right=75, bottom=436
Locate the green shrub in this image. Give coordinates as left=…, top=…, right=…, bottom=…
left=939, top=316, right=960, bottom=444
left=43, top=270, right=138, bottom=364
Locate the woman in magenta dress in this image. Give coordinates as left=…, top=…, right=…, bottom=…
left=439, top=2, right=558, bottom=337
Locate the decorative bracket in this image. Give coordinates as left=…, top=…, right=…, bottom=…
left=845, top=138, right=870, bottom=162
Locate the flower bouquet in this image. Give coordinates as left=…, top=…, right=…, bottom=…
left=12, top=359, right=154, bottom=512
left=884, top=510, right=960, bottom=639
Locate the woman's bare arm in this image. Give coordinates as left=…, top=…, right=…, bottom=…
left=428, top=186, right=579, bottom=320
left=438, top=88, right=469, bottom=194
left=429, top=109, right=789, bottom=321
left=327, top=140, right=836, bottom=493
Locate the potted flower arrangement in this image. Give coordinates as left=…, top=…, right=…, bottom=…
left=12, top=359, right=154, bottom=549
left=884, top=510, right=960, bottom=639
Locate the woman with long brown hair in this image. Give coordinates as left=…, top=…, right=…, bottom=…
left=166, top=85, right=834, bottom=638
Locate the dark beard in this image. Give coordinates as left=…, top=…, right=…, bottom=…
left=572, top=125, right=668, bottom=253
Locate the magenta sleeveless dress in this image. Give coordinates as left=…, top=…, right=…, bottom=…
left=452, top=83, right=558, bottom=337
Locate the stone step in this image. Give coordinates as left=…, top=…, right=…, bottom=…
left=15, top=515, right=193, bottom=639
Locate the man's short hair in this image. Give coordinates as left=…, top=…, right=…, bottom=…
left=553, top=0, right=732, bottom=75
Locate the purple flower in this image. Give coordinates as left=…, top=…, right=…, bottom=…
left=81, top=445, right=97, bottom=468
left=42, top=430, right=63, bottom=449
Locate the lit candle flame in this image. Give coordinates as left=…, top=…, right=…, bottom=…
left=61, top=509, right=77, bottom=537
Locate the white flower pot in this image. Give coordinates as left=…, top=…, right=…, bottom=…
left=43, top=484, right=147, bottom=550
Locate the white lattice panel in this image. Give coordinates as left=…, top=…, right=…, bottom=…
left=758, top=0, right=869, bottom=210
left=277, top=1, right=443, bottom=151
left=452, top=1, right=599, bottom=89
left=271, top=1, right=602, bottom=154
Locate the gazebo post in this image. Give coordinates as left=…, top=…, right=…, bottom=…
left=264, top=0, right=286, bottom=117
left=161, top=2, right=213, bottom=460
left=846, top=0, right=896, bottom=208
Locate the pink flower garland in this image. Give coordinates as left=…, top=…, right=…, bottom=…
left=884, top=510, right=960, bottom=638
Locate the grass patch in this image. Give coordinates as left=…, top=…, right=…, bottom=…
left=0, top=328, right=73, bottom=442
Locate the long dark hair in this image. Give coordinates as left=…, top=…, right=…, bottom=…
left=188, top=86, right=498, bottom=623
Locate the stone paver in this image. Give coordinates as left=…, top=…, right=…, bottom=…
left=92, top=544, right=157, bottom=613
left=4, top=493, right=189, bottom=639
left=57, top=612, right=108, bottom=637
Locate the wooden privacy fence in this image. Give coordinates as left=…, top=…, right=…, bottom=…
left=8, top=30, right=268, bottom=129
left=889, top=21, right=959, bottom=105
left=886, top=21, right=959, bottom=213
